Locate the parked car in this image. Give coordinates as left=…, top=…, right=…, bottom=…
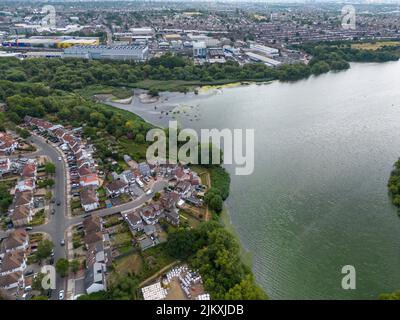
left=25, top=227, right=33, bottom=231
left=24, top=270, right=34, bottom=277
left=59, top=290, right=65, bottom=300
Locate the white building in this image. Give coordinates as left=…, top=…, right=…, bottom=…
left=249, top=43, right=279, bottom=57
left=193, top=41, right=206, bottom=58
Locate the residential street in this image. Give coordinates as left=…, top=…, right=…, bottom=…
left=1, top=133, right=168, bottom=299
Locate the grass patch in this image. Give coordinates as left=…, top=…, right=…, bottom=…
left=179, top=210, right=201, bottom=229
left=351, top=41, right=400, bottom=51
left=28, top=209, right=46, bottom=227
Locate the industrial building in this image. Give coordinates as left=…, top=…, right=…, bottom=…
left=245, top=52, right=282, bottom=67
left=64, top=45, right=149, bottom=61
left=249, top=43, right=280, bottom=57
left=193, top=42, right=206, bottom=58
left=2, top=36, right=99, bottom=48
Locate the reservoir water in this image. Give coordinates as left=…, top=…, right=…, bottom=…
left=110, top=61, right=400, bottom=299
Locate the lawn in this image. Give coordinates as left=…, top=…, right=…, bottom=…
left=351, top=41, right=400, bottom=51
left=179, top=210, right=201, bottom=229
left=113, top=252, right=143, bottom=276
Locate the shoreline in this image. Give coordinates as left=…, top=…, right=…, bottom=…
left=100, top=83, right=256, bottom=270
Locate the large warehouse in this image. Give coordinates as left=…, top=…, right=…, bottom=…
left=64, top=45, right=149, bottom=61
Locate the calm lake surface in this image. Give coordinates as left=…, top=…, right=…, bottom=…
left=110, top=61, right=400, bottom=299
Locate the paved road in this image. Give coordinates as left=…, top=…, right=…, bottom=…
left=67, top=180, right=168, bottom=226
left=28, top=135, right=69, bottom=300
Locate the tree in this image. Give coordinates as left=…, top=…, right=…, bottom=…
left=166, top=228, right=199, bottom=260
left=32, top=272, right=47, bottom=294
left=56, top=259, right=69, bottom=277
left=36, top=240, right=54, bottom=261
left=109, top=274, right=140, bottom=300
left=44, top=162, right=56, bottom=175
left=204, top=188, right=224, bottom=213
left=45, top=190, right=52, bottom=201
left=224, top=275, right=268, bottom=300
left=209, top=194, right=223, bottom=212
left=70, top=260, right=80, bottom=274
left=152, top=192, right=161, bottom=201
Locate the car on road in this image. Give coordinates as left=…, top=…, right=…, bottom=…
left=60, top=239, right=65, bottom=246
left=57, top=201, right=61, bottom=206
left=25, top=227, right=33, bottom=231
left=59, top=290, right=65, bottom=300
left=24, top=270, right=34, bottom=277
left=58, top=156, right=62, bottom=161
left=51, top=209, right=55, bottom=215
left=146, top=189, right=153, bottom=196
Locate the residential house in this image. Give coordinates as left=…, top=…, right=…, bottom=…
left=80, top=173, right=99, bottom=188
left=0, top=132, right=18, bottom=154
left=78, top=165, right=93, bottom=178
left=138, top=162, right=151, bottom=177
left=9, top=205, right=33, bottom=227
left=0, top=158, right=11, bottom=175
left=16, top=178, right=35, bottom=192
left=175, top=181, right=191, bottom=194
left=164, top=210, right=180, bottom=226
left=0, top=229, right=29, bottom=259
left=80, top=188, right=99, bottom=212
left=105, top=179, right=128, bottom=198
left=13, top=191, right=33, bottom=208
left=138, top=204, right=163, bottom=225
left=0, top=251, right=26, bottom=276
left=21, top=161, right=37, bottom=180
left=85, top=260, right=107, bottom=294
left=124, top=210, right=144, bottom=231
left=0, top=271, right=24, bottom=290
left=139, top=237, right=154, bottom=251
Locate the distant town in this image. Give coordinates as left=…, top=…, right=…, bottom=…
left=0, top=1, right=399, bottom=66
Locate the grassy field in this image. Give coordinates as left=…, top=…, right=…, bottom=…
left=134, top=79, right=265, bottom=92
left=351, top=41, right=400, bottom=51
left=113, top=252, right=143, bottom=276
